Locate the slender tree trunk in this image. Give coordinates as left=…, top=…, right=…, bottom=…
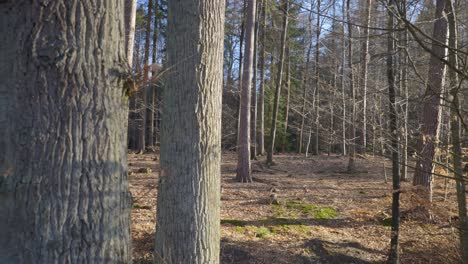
left=346, top=0, right=357, bottom=172
left=283, top=46, right=291, bottom=152
left=251, top=0, right=261, bottom=159
left=154, top=0, right=225, bottom=262
left=0, top=1, right=131, bottom=263
left=148, top=0, right=159, bottom=148
left=387, top=1, right=401, bottom=262
left=341, top=0, right=347, bottom=156
left=236, top=0, right=247, bottom=147
left=237, top=0, right=256, bottom=183
left=126, top=0, right=137, bottom=150
left=299, top=41, right=313, bottom=153
left=258, top=0, right=267, bottom=155
left=446, top=1, right=468, bottom=261
left=413, top=0, right=448, bottom=201
left=137, top=0, right=153, bottom=153
left=313, top=0, right=321, bottom=156
left=360, top=0, right=372, bottom=154
left=400, top=0, right=409, bottom=181
left=267, top=0, right=289, bottom=164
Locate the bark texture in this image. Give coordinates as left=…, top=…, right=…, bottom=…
left=413, top=0, right=448, bottom=201
left=153, top=0, right=225, bottom=262
left=0, top=1, right=131, bottom=263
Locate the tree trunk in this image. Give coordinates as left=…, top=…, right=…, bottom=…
left=341, top=0, right=347, bottom=156
left=0, top=1, right=131, bottom=263
left=126, top=0, right=137, bottom=150
left=413, top=0, right=448, bottom=201
left=236, top=0, right=247, bottom=147
left=258, top=0, right=267, bottom=155
left=237, top=0, right=256, bottom=183
left=360, top=0, right=372, bottom=154
left=251, top=0, right=261, bottom=159
left=386, top=1, right=401, bottom=262
left=266, top=0, right=289, bottom=164
left=314, top=0, right=321, bottom=156
left=346, top=0, right=357, bottom=172
left=399, top=0, right=409, bottom=181
left=283, top=46, right=291, bottom=152
left=153, top=0, right=225, bottom=262
left=446, top=1, right=468, bottom=261
left=298, top=40, right=313, bottom=153
left=148, top=0, right=159, bottom=148
left=137, top=0, right=153, bottom=153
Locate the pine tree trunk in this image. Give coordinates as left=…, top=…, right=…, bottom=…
left=0, top=1, right=131, bottom=263
left=237, top=0, right=256, bottom=183
left=313, top=0, right=321, bottom=156
left=267, top=0, right=289, bottom=164
left=153, top=0, right=225, bottom=262
left=413, top=0, right=448, bottom=201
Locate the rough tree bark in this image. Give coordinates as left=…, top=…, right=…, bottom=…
left=237, top=0, right=256, bottom=183
left=0, top=1, right=131, bottom=263
left=267, top=0, right=289, bottom=164
left=153, top=0, right=225, bottom=262
left=446, top=0, right=468, bottom=261
left=413, top=0, right=448, bottom=201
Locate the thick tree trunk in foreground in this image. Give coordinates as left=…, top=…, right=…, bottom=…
left=153, top=0, right=225, bottom=262
left=267, top=0, right=289, bottom=164
left=446, top=1, right=468, bottom=261
left=0, top=1, right=131, bottom=263
left=237, top=0, right=256, bottom=183
left=387, top=1, right=401, bottom=262
left=413, top=0, right=448, bottom=201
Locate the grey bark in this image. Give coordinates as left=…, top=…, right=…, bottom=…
left=267, top=0, right=289, bottom=164
left=153, top=0, right=225, bottom=262
left=237, top=0, right=256, bottom=182
left=0, top=1, right=131, bottom=263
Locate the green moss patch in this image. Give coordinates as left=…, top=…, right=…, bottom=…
left=272, top=200, right=337, bottom=220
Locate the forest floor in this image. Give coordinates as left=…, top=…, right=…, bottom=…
left=129, top=152, right=462, bottom=264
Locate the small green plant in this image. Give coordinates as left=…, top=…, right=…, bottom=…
left=255, top=226, right=271, bottom=238
left=234, top=226, right=244, bottom=233
left=272, top=200, right=338, bottom=220
left=381, top=217, right=392, bottom=227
